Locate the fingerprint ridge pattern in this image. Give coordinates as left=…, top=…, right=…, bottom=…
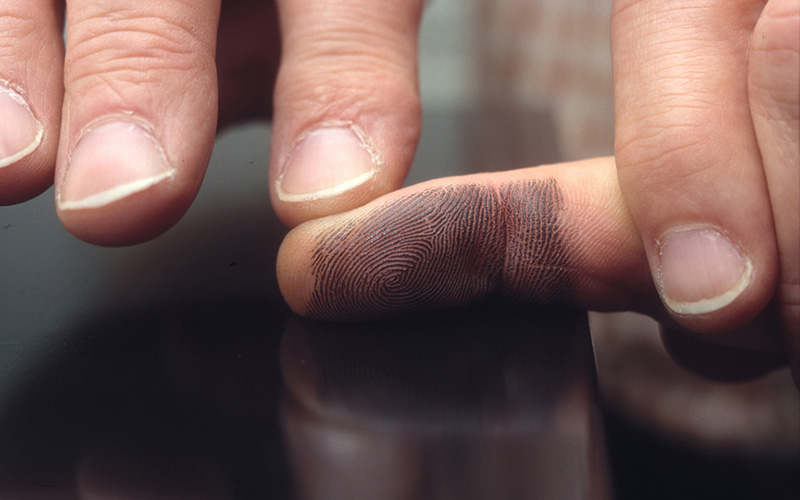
left=308, top=179, right=571, bottom=320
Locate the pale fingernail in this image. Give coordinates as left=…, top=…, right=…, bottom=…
left=0, top=84, right=43, bottom=168
left=275, top=124, right=380, bottom=202
left=658, top=227, right=752, bottom=315
left=58, top=120, right=175, bottom=210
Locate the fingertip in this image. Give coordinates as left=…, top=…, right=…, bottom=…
left=57, top=177, right=195, bottom=246
left=0, top=96, right=57, bottom=203
left=55, top=117, right=204, bottom=246
left=612, top=0, right=782, bottom=336
left=0, top=92, right=56, bottom=204
left=270, top=115, right=419, bottom=228
left=54, top=0, right=221, bottom=245
left=269, top=0, right=423, bottom=227
left=271, top=121, right=412, bottom=228
left=0, top=77, right=59, bottom=205
left=275, top=158, right=657, bottom=322
left=649, top=225, right=779, bottom=335
left=0, top=1, right=64, bottom=205
left=277, top=223, right=317, bottom=316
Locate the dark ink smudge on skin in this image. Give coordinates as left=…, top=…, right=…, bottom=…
left=307, top=179, right=571, bottom=320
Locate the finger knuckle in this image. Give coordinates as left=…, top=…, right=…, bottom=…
left=0, top=7, right=58, bottom=65
left=0, top=8, right=38, bottom=47
left=616, top=112, right=714, bottom=179
left=66, top=10, right=210, bottom=92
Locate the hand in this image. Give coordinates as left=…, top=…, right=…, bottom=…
left=0, top=0, right=424, bottom=244
left=611, top=0, right=799, bottom=381
left=278, top=0, right=799, bottom=385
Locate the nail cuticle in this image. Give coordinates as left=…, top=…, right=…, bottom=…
left=58, top=115, right=175, bottom=210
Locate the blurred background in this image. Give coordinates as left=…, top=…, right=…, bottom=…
left=1, top=0, right=798, bottom=498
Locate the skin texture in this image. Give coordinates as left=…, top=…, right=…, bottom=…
left=279, top=158, right=657, bottom=322
left=0, top=0, right=796, bottom=385
left=612, top=0, right=797, bottom=339
left=279, top=157, right=791, bottom=381
left=611, top=0, right=799, bottom=384
left=304, top=180, right=569, bottom=320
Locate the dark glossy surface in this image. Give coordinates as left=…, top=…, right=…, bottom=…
left=3, top=2, right=796, bottom=495
left=0, top=99, right=602, bottom=498
left=0, top=74, right=576, bottom=497
left=0, top=299, right=608, bottom=499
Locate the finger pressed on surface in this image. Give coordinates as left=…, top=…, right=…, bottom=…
left=278, top=158, right=657, bottom=321
left=56, top=0, right=221, bottom=245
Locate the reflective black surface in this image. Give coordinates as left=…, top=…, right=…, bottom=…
left=0, top=299, right=608, bottom=499
left=0, top=299, right=291, bottom=499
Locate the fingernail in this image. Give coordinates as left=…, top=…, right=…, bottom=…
left=275, top=124, right=380, bottom=202
left=58, top=119, right=175, bottom=210
left=0, top=84, right=43, bottom=168
left=658, top=227, right=752, bottom=315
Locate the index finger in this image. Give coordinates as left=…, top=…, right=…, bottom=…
left=277, top=157, right=657, bottom=321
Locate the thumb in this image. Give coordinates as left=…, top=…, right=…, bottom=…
left=269, top=0, right=424, bottom=227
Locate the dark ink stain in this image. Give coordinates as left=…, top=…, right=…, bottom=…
left=307, top=179, right=571, bottom=320
left=500, top=179, right=571, bottom=302
left=3, top=224, right=11, bottom=230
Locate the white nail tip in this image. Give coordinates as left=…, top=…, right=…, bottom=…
left=275, top=168, right=377, bottom=202
left=57, top=169, right=175, bottom=210
left=0, top=127, right=42, bottom=168
left=662, top=257, right=753, bottom=315
left=0, top=84, right=43, bottom=168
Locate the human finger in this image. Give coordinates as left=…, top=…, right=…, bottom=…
left=748, top=0, right=800, bottom=384
left=0, top=0, right=63, bottom=205
left=611, top=0, right=778, bottom=334
left=277, top=157, right=660, bottom=321
left=55, top=0, right=221, bottom=246
left=269, top=0, right=424, bottom=227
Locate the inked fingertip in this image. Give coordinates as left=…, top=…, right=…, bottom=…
left=288, top=177, right=574, bottom=321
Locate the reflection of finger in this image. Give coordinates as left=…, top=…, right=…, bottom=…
left=279, top=307, right=609, bottom=500
left=0, top=0, right=63, bottom=205
left=748, top=0, right=800, bottom=384
left=269, top=0, right=424, bottom=227
left=281, top=397, right=421, bottom=500
left=660, top=322, right=789, bottom=383
left=278, top=157, right=656, bottom=321
left=612, top=0, right=778, bottom=334
left=55, top=0, right=221, bottom=245
left=76, top=455, right=230, bottom=500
